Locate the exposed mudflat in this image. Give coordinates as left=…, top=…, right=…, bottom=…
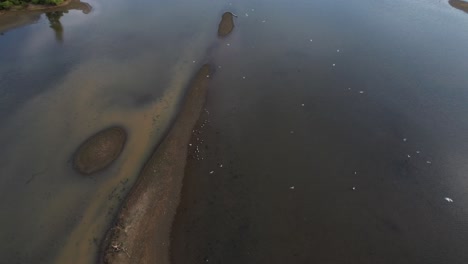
left=74, top=127, right=126, bottom=175
left=449, top=0, right=468, bottom=13
left=100, top=65, right=212, bottom=264
left=218, top=12, right=234, bottom=37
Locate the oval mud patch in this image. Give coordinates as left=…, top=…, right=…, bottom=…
left=73, top=127, right=127, bottom=175
left=218, top=12, right=234, bottom=37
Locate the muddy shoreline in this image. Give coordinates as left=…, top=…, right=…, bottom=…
left=0, top=0, right=91, bottom=33
left=0, top=0, right=71, bottom=14
left=449, top=0, right=468, bottom=13
left=99, top=65, right=212, bottom=264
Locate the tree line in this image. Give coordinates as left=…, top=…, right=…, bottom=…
left=1, top=0, right=64, bottom=10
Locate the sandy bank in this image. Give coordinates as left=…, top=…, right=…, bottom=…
left=99, top=64, right=212, bottom=264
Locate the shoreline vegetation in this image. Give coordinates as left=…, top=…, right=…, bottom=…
left=0, top=0, right=68, bottom=12
left=0, top=0, right=91, bottom=34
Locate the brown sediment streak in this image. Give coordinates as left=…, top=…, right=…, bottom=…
left=99, top=64, right=212, bottom=264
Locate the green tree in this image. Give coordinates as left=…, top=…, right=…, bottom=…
left=0, top=1, right=14, bottom=9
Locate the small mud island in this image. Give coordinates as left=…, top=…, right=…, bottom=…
left=218, top=12, right=235, bottom=37
left=100, top=65, right=212, bottom=264
left=74, top=127, right=127, bottom=175
left=449, top=0, right=468, bottom=13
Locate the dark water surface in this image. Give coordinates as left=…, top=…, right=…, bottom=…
left=171, top=0, right=468, bottom=263
left=0, top=0, right=468, bottom=263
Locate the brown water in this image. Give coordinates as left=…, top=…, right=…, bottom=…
left=1, top=0, right=468, bottom=263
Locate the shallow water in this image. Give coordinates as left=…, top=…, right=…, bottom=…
left=0, top=0, right=223, bottom=263
left=1, top=0, right=468, bottom=263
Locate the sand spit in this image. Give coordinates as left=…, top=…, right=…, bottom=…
left=99, top=64, right=212, bottom=264
left=73, top=127, right=127, bottom=175
left=218, top=12, right=235, bottom=37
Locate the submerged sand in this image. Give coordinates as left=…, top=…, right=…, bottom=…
left=100, top=64, right=212, bottom=264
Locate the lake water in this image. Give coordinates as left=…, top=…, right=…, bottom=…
left=1, top=0, right=468, bottom=263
